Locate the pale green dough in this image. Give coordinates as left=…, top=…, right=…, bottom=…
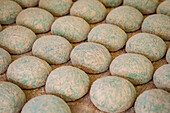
left=166, top=47, right=170, bottom=63
left=0, top=81, right=26, bottom=113
left=90, top=76, right=136, bottom=113
left=99, top=0, right=122, bottom=7
left=32, top=35, right=72, bottom=64
left=123, top=0, right=159, bottom=14
left=0, top=25, right=36, bottom=54
left=110, top=53, right=154, bottom=85
left=21, top=95, right=71, bottom=113
left=70, top=42, right=111, bottom=74
left=0, top=48, right=11, bottom=74
left=16, top=8, right=54, bottom=33
left=39, top=0, right=72, bottom=16
left=88, top=24, right=127, bottom=52
left=51, top=16, right=90, bottom=42
left=0, top=0, right=22, bottom=24
left=7, top=56, right=52, bottom=89
left=157, top=1, right=170, bottom=16
left=106, top=6, right=143, bottom=32
left=142, top=14, right=170, bottom=40
left=126, top=33, right=167, bottom=61
left=153, top=64, right=170, bottom=92
left=135, top=89, right=170, bottom=113
left=70, top=0, right=107, bottom=23
left=46, top=66, right=90, bottom=102
left=13, top=0, right=39, bottom=8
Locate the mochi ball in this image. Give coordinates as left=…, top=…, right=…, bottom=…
left=39, top=0, right=72, bottom=16
left=135, top=89, right=170, bottom=113
left=16, top=8, right=54, bottom=33
left=98, top=0, right=122, bottom=7
left=13, top=0, right=39, bottom=8
left=70, top=42, right=111, bottom=74
left=110, top=53, right=154, bottom=85
left=21, top=95, right=71, bottom=113
left=90, top=76, right=136, bottom=113
left=142, top=14, right=170, bottom=40
left=51, top=16, right=90, bottom=42
left=7, top=56, right=52, bottom=89
left=166, top=47, right=170, bottom=63
left=32, top=35, right=72, bottom=65
left=88, top=24, right=127, bottom=52
left=153, top=64, right=170, bottom=92
left=0, top=81, right=26, bottom=113
left=0, top=48, right=11, bottom=74
left=157, top=1, right=170, bottom=16
left=106, top=6, right=143, bottom=32
left=123, top=0, right=159, bottom=14
left=0, top=25, right=36, bottom=54
left=126, top=33, right=166, bottom=61
left=70, top=0, right=107, bottom=23
left=45, top=66, right=90, bottom=102
left=0, top=0, right=22, bottom=24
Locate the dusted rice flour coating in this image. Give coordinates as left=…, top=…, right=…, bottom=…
left=142, top=14, right=170, bottom=40
left=32, top=35, right=72, bottom=64
left=157, top=1, right=170, bottom=16
left=0, top=0, right=22, bottom=24
left=88, top=24, right=127, bottom=52
left=39, top=0, right=72, bottom=16
left=110, top=53, right=154, bottom=85
left=123, top=0, right=159, bottom=14
left=21, top=95, right=71, bottom=113
left=70, top=0, right=107, bottom=23
left=90, top=76, right=136, bottom=113
left=0, top=25, right=36, bottom=54
left=45, top=66, right=90, bottom=102
left=126, top=33, right=166, bottom=61
left=98, top=0, right=122, bottom=7
left=16, top=8, right=54, bottom=33
left=153, top=64, right=170, bottom=92
left=166, top=47, right=170, bottom=63
left=135, top=89, right=170, bottom=113
left=0, top=81, right=26, bottom=113
left=51, top=16, right=90, bottom=42
left=0, top=48, right=11, bottom=74
left=13, top=0, right=39, bottom=8
left=70, top=42, right=111, bottom=74
left=7, top=56, right=52, bottom=89
left=106, top=6, right=143, bottom=32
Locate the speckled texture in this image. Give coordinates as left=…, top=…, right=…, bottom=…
left=126, top=33, right=167, bottom=61
left=39, top=0, right=72, bottom=16
left=7, top=56, right=52, bottom=89
left=32, top=35, right=72, bottom=64
left=166, top=47, right=170, bottom=63
left=98, top=0, right=122, bottom=7
left=70, top=0, right=107, bottom=23
left=46, top=66, right=90, bottom=102
left=70, top=42, right=111, bottom=74
left=157, top=1, right=170, bottom=16
left=153, top=64, right=170, bottom=92
left=21, top=95, right=71, bottom=113
left=142, top=14, right=170, bottom=40
left=106, top=6, right=143, bottom=32
left=110, top=53, right=154, bottom=85
left=13, top=0, right=39, bottom=8
left=135, top=89, right=170, bottom=113
left=51, top=16, right=90, bottom=42
left=90, top=76, right=136, bottom=113
left=0, top=48, right=11, bottom=74
left=16, top=8, right=54, bottom=33
left=88, top=24, right=127, bottom=52
left=123, top=0, right=159, bottom=14
left=0, top=81, right=26, bottom=113
left=0, top=25, right=36, bottom=54
left=0, top=0, right=22, bottom=24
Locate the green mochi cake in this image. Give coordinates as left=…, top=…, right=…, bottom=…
left=0, top=81, right=26, bottom=113
left=0, top=24, right=2, bottom=31
left=98, top=0, right=122, bottom=7
left=157, top=0, right=170, bottom=16
left=45, top=66, right=90, bottom=102
left=106, top=6, right=143, bottom=32
left=90, top=76, right=136, bottom=113
left=126, top=33, right=166, bottom=61
left=7, top=56, right=52, bottom=89
left=13, top=0, right=39, bottom=8
left=166, top=47, right=170, bottom=63
left=21, top=95, right=71, bottom=113
left=88, top=24, right=127, bottom=52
